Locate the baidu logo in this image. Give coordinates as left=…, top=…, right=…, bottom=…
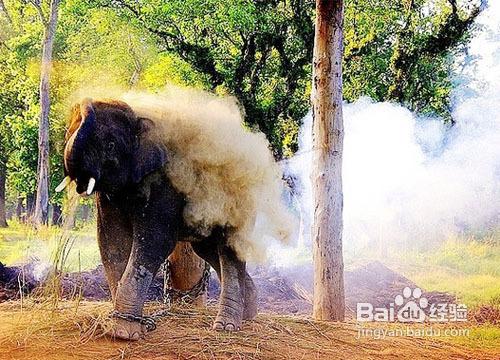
left=395, top=287, right=428, bottom=322
left=356, top=287, right=467, bottom=323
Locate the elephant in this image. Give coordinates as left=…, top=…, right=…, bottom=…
left=58, top=98, right=258, bottom=340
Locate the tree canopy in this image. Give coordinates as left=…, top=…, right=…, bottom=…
left=0, top=0, right=485, bottom=222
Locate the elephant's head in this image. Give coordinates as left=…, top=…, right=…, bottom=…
left=57, top=99, right=167, bottom=196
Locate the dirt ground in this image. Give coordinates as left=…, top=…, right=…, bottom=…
left=0, top=301, right=497, bottom=360
left=1, top=261, right=498, bottom=359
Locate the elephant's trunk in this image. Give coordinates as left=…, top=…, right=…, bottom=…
left=64, top=99, right=95, bottom=169
left=63, top=99, right=98, bottom=194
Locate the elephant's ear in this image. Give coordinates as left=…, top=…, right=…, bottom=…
left=131, top=117, right=167, bottom=184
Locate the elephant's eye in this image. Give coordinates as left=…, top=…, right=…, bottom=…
left=107, top=141, right=115, bottom=151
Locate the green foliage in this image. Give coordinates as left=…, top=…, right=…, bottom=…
left=141, top=53, right=210, bottom=90
left=96, top=0, right=482, bottom=154
left=5, top=113, right=38, bottom=194
left=0, top=220, right=100, bottom=271
left=406, top=237, right=500, bottom=308
left=346, top=233, right=500, bottom=309
left=0, top=4, right=41, bottom=200
left=99, top=0, right=315, bottom=156
left=0, top=0, right=485, bottom=218
left=344, top=0, right=482, bottom=119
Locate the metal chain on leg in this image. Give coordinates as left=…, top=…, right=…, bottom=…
left=152, top=259, right=211, bottom=328
left=110, top=259, right=210, bottom=332
left=110, top=310, right=157, bottom=332
left=163, top=259, right=173, bottom=308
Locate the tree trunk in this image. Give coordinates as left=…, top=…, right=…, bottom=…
left=33, top=0, right=60, bottom=227
left=26, top=193, right=35, bottom=219
left=51, top=204, right=62, bottom=226
left=81, top=204, right=90, bottom=222
left=0, top=158, right=7, bottom=227
left=168, top=242, right=207, bottom=306
left=311, top=0, right=345, bottom=321
left=64, top=201, right=76, bottom=229
left=16, top=197, right=24, bottom=222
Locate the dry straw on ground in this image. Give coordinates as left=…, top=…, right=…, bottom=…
left=0, top=300, right=497, bottom=360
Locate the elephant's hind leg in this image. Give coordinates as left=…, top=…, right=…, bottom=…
left=192, top=232, right=258, bottom=331
left=242, top=273, right=257, bottom=320
left=215, top=244, right=245, bottom=331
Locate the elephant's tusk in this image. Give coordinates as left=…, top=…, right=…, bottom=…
left=87, top=178, right=96, bottom=195
left=55, top=176, right=71, bottom=193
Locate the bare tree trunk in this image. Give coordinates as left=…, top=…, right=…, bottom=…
left=81, top=204, right=90, bottom=222
left=16, top=197, right=24, bottom=221
left=27, top=193, right=35, bottom=219
left=51, top=204, right=62, bottom=226
left=0, top=158, right=7, bottom=227
left=33, top=0, right=59, bottom=227
left=311, top=0, right=345, bottom=321
left=168, top=242, right=207, bottom=306
left=64, top=202, right=76, bottom=229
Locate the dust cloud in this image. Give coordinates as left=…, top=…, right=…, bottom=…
left=123, top=88, right=296, bottom=262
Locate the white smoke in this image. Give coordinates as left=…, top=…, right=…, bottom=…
left=29, top=260, right=53, bottom=282
left=282, top=2, right=500, bottom=263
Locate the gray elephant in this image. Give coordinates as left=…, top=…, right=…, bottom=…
left=58, top=99, right=257, bottom=340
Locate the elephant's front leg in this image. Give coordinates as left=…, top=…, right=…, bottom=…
left=96, top=194, right=132, bottom=300
left=112, top=227, right=175, bottom=340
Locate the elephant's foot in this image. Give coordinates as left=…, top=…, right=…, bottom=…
left=243, top=275, right=258, bottom=320
left=213, top=302, right=243, bottom=331
left=110, top=318, right=145, bottom=341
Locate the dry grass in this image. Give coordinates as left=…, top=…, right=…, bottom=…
left=0, top=301, right=498, bottom=360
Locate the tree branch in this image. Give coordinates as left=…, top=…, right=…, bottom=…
left=0, top=36, right=10, bottom=51
left=249, top=44, right=271, bottom=96
left=421, top=0, right=485, bottom=56
left=109, top=0, right=224, bottom=88
left=387, top=0, right=485, bottom=102
left=0, top=0, right=12, bottom=24
left=232, top=33, right=256, bottom=95
left=290, top=0, right=314, bottom=59
left=29, top=0, right=47, bottom=26
left=272, top=33, right=309, bottom=119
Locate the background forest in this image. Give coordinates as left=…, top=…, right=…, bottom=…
left=0, top=0, right=484, bottom=225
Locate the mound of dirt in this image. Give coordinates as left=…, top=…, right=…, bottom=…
left=344, top=261, right=456, bottom=311
left=60, top=264, right=165, bottom=301
left=0, top=262, right=39, bottom=301
left=208, top=267, right=313, bottom=314
left=60, top=265, right=110, bottom=300
left=0, top=261, right=455, bottom=317
left=469, top=304, right=500, bottom=325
